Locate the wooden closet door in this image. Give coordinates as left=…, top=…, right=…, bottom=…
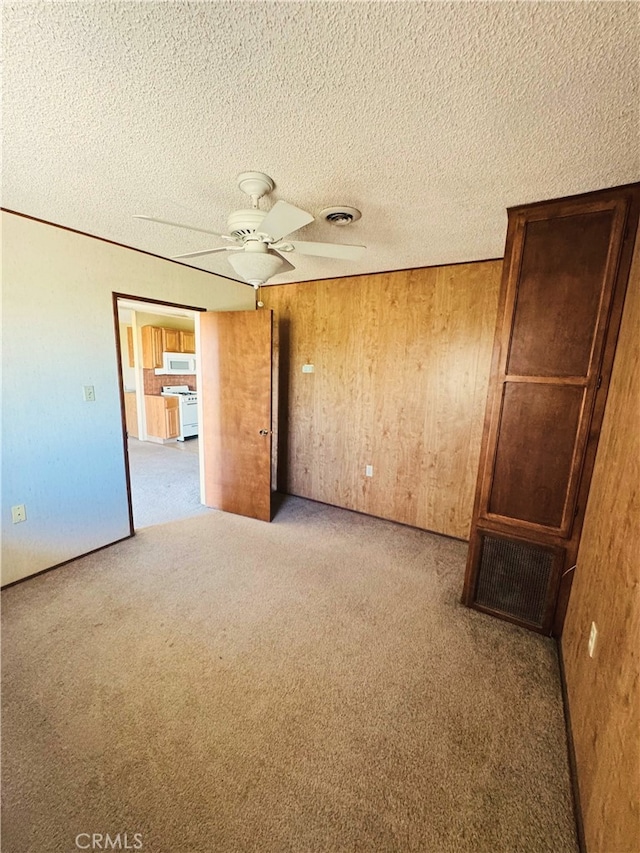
left=463, top=184, right=640, bottom=635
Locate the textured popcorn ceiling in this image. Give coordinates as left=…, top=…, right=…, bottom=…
left=2, top=1, right=639, bottom=285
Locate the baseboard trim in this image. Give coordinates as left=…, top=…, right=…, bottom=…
left=557, top=640, right=587, bottom=853
left=280, top=491, right=469, bottom=542
left=1, top=534, right=135, bottom=590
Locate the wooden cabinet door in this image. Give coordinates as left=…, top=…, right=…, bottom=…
left=141, top=326, right=164, bottom=368
left=199, top=310, right=273, bottom=522
left=179, top=330, right=195, bottom=353
left=163, top=328, right=181, bottom=353
left=165, top=403, right=180, bottom=438
left=145, top=395, right=178, bottom=439
left=463, top=184, right=640, bottom=635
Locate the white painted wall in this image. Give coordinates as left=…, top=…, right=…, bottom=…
left=1, top=212, right=254, bottom=584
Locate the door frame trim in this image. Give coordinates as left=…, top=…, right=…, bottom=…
left=112, top=292, right=206, bottom=534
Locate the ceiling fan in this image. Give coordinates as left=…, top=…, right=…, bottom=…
left=134, top=171, right=366, bottom=287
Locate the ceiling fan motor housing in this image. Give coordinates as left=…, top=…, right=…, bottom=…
left=227, top=208, right=267, bottom=240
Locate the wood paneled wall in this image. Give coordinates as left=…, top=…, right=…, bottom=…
left=263, top=261, right=502, bottom=539
left=561, top=225, right=640, bottom=853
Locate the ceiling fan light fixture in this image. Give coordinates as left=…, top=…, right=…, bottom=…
left=227, top=250, right=285, bottom=286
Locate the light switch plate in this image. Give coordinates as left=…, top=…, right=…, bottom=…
left=302, top=364, right=315, bottom=374
left=83, top=385, right=96, bottom=402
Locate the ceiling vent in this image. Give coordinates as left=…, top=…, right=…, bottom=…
left=319, top=206, right=362, bottom=225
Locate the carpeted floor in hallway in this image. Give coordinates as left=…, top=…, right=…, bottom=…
left=1, top=497, right=578, bottom=853
left=127, top=436, right=210, bottom=529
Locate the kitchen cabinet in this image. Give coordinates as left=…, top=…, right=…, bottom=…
left=179, top=330, right=195, bottom=353
left=163, top=328, right=181, bottom=352
left=141, top=325, right=164, bottom=369
left=124, top=391, right=138, bottom=438
left=166, top=404, right=180, bottom=438
left=141, top=325, right=196, bottom=367
left=145, top=395, right=179, bottom=440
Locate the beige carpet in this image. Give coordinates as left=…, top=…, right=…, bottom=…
left=1, top=497, right=578, bottom=853
left=127, top=437, right=210, bottom=529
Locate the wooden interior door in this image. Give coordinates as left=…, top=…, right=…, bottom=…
left=199, top=309, right=273, bottom=522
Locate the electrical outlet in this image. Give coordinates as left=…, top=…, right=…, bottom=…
left=302, top=364, right=315, bottom=374
left=11, top=504, right=27, bottom=524
left=588, top=622, right=598, bottom=658
left=365, top=465, right=374, bottom=477
left=83, top=385, right=96, bottom=402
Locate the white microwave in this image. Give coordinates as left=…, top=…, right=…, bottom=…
left=155, top=352, right=196, bottom=375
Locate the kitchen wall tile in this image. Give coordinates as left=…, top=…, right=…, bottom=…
left=143, top=370, right=197, bottom=396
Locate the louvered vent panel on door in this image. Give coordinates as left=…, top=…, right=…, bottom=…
left=474, top=535, right=555, bottom=628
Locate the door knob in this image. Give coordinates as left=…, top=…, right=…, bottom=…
left=259, top=429, right=270, bottom=436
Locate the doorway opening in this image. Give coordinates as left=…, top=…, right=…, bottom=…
left=114, top=293, right=208, bottom=530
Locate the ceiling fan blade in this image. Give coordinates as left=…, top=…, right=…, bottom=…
left=284, top=240, right=366, bottom=261
left=271, top=251, right=297, bottom=274
left=134, top=215, right=228, bottom=239
left=172, top=247, right=235, bottom=259
left=258, top=200, right=314, bottom=242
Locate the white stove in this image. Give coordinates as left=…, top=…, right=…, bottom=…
left=160, top=385, right=198, bottom=441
